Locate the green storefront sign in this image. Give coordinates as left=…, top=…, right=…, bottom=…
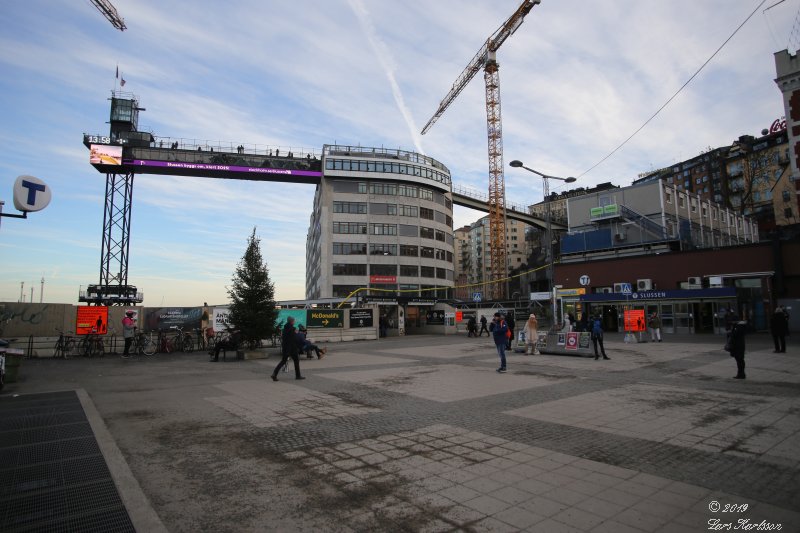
left=308, top=310, right=344, bottom=328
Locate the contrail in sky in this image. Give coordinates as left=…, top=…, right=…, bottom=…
left=347, top=0, right=425, bottom=155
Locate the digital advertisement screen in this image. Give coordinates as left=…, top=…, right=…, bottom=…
left=90, top=144, right=122, bottom=165
left=130, top=159, right=321, bottom=178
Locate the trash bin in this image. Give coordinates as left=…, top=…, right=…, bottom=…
left=4, top=349, right=25, bottom=383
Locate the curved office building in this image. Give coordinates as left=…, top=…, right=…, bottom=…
left=306, top=145, right=455, bottom=302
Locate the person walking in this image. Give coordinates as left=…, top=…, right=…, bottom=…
left=729, top=319, right=747, bottom=379
left=648, top=312, right=662, bottom=342
left=489, top=313, right=509, bottom=373
left=271, top=316, right=305, bottom=381
left=591, top=314, right=610, bottom=360
left=522, top=314, right=540, bottom=355
left=478, top=315, right=490, bottom=337
left=379, top=315, right=388, bottom=338
left=467, top=316, right=477, bottom=337
left=121, top=311, right=136, bottom=357
left=771, top=306, right=789, bottom=353
left=505, top=312, right=516, bottom=349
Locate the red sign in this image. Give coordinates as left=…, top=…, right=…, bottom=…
left=565, top=332, right=579, bottom=351
left=370, top=275, right=397, bottom=284
left=768, top=117, right=786, bottom=134
left=624, top=309, right=646, bottom=332
left=456, top=311, right=463, bottom=322
left=76, top=306, right=109, bottom=335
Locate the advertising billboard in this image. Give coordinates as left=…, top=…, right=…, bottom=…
left=349, top=309, right=373, bottom=328
left=145, top=307, right=204, bottom=331
left=76, top=306, right=109, bottom=335
left=624, top=309, right=646, bottom=332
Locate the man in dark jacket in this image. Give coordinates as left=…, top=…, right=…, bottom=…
left=489, top=313, right=509, bottom=373
left=591, top=315, right=610, bottom=360
left=478, top=315, right=489, bottom=337
left=729, top=320, right=747, bottom=379
left=271, top=316, right=304, bottom=381
left=771, top=306, right=789, bottom=353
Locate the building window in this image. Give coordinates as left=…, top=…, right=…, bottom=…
left=333, top=222, right=367, bottom=234
left=400, top=204, right=418, bottom=217
left=419, top=189, right=434, bottom=201
left=435, top=249, right=446, bottom=260
left=370, top=244, right=397, bottom=256
left=436, top=268, right=447, bottom=280
left=665, top=191, right=672, bottom=204
left=333, top=285, right=362, bottom=297
left=357, top=182, right=367, bottom=193
left=420, top=207, right=434, bottom=220
left=332, top=263, right=367, bottom=276
left=420, top=227, right=435, bottom=239
left=446, top=251, right=453, bottom=262
left=679, top=195, right=685, bottom=208
left=400, top=244, right=419, bottom=257
left=370, top=264, right=397, bottom=276
left=333, top=242, right=367, bottom=255
left=400, top=265, right=419, bottom=277
left=785, top=208, right=794, bottom=218
left=370, top=223, right=397, bottom=235
left=783, top=190, right=792, bottom=202
left=420, top=246, right=435, bottom=259
left=397, top=184, right=418, bottom=198
left=369, top=182, right=397, bottom=195
left=420, top=266, right=435, bottom=278
left=333, top=201, right=367, bottom=214
left=435, top=230, right=446, bottom=242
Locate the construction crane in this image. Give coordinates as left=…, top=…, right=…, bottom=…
left=89, top=0, right=127, bottom=31
left=421, top=0, right=541, bottom=299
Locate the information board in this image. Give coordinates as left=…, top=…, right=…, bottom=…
left=624, top=309, right=646, bottom=331
left=349, top=309, right=373, bottom=328
left=76, top=306, right=109, bottom=335
left=308, top=309, right=343, bottom=328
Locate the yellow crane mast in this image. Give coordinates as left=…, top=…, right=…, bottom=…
left=421, top=0, right=541, bottom=299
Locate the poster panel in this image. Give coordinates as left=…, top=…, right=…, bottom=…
left=76, top=306, right=109, bottom=335
left=145, top=307, right=203, bottom=331
left=276, top=309, right=308, bottom=331
left=349, top=309, right=373, bottom=328
left=307, top=309, right=344, bottom=328
left=212, top=307, right=231, bottom=332
left=565, top=332, right=579, bottom=351
left=624, top=309, right=646, bottom=332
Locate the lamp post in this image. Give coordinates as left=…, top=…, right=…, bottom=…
left=508, top=160, right=576, bottom=327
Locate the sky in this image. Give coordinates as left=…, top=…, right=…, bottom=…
left=0, top=0, right=797, bottom=306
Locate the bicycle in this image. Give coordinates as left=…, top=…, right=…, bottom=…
left=170, top=325, right=194, bottom=353
left=157, top=329, right=174, bottom=354
left=54, top=329, right=76, bottom=359
left=79, top=331, right=105, bottom=357
left=122, top=328, right=156, bottom=358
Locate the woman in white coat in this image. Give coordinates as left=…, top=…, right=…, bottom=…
left=522, top=314, right=540, bottom=355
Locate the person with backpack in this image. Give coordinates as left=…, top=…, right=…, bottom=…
left=591, top=314, right=610, bottom=361
left=489, top=313, right=509, bottom=373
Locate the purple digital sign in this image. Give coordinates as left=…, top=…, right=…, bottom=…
left=127, top=159, right=322, bottom=178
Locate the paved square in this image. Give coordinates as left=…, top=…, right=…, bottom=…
left=323, top=363, right=563, bottom=402
left=206, top=379, right=380, bottom=428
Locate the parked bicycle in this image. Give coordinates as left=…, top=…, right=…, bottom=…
left=170, top=325, right=194, bottom=353
left=79, top=331, right=105, bottom=357
left=157, top=329, right=174, bottom=354
left=54, top=329, right=76, bottom=358
left=121, top=328, right=156, bottom=358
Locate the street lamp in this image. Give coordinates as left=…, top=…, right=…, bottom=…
left=508, top=160, right=576, bottom=327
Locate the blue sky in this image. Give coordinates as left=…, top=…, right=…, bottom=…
left=0, top=0, right=796, bottom=306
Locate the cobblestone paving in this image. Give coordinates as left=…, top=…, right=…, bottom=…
left=206, top=337, right=800, bottom=532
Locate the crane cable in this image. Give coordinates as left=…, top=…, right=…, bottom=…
left=578, top=0, right=768, bottom=179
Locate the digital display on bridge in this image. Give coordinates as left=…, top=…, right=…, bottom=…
left=128, top=159, right=322, bottom=178
left=90, top=144, right=122, bottom=165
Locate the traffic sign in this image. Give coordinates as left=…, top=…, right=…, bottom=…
left=579, top=275, right=590, bottom=286
left=620, top=283, right=632, bottom=294
left=472, top=292, right=482, bottom=303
